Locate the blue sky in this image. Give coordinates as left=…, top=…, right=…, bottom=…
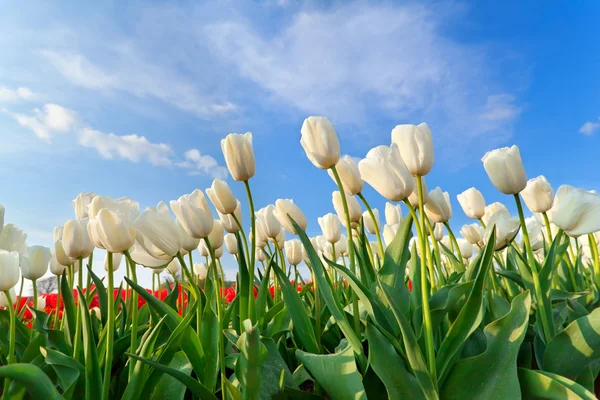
left=1, top=1, right=599, bottom=288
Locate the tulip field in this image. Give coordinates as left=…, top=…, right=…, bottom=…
left=2, top=117, right=600, bottom=400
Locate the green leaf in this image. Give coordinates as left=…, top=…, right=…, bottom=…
left=258, top=338, right=297, bottom=399
left=201, top=304, right=220, bottom=392
left=518, top=368, right=588, bottom=399
left=296, top=345, right=367, bottom=400
left=0, top=364, right=62, bottom=400
left=440, top=291, right=531, bottom=398
left=271, top=261, right=319, bottom=354
left=543, top=307, right=600, bottom=381
left=61, top=271, right=77, bottom=344
left=151, top=351, right=193, bottom=400
left=537, top=371, right=597, bottom=400
left=126, top=353, right=217, bottom=400
left=236, top=320, right=268, bottom=400
left=366, top=324, right=426, bottom=399
left=77, top=288, right=102, bottom=400
left=436, top=229, right=496, bottom=381
left=256, top=259, right=273, bottom=327
left=87, top=265, right=108, bottom=325
left=40, top=347, right=84, bottom=400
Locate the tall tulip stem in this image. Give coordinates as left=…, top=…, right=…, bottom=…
left=444, top=222, right=463, bottom=261
left=588, top=234, right=600, bottom=289
left=2, top=290, right=16, bottom=394
left=231, top=212, right=251, bottom=268
left=330, top=165, right=361, bottom=336
left=127, top=255, right=139, bottom=380
left=514, top=194, right=555, bottom=343
left=357, top=192, right=385, bottom=259
left=417, top=175, right=437, bottom=384
left=542, top=212, right=553, bottom=243
left=243, top=180, right=257, bottom=321
left=102, top=252, right=115, bottom=400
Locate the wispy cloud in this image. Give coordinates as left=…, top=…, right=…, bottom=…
left=579, top=117, right=600, bottom=136
left=2, top=104, right=77, bottom=141
left=0, top=87, right=41, bottom=103
left=177, top=149, right=228, bottom=179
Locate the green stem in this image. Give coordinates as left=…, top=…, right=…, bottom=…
left=542, top=212, right=553, bottom=244
left=330, top=165, right=361, bottom=337
left=102, top=252, right=115, bottom=400
left=243, top=180, right=256, bottom=323
left=73, top=258, right=83, bottom=360
left=232, top=213, right=250, bottom=268
left=417, top=176, right=437, bottom=385
left=128, top=257, right=139, bottom=380
left=514, top=194, right=555, bottom=343
left=478, top=218, right=487, bottom=229
left=424, top=217, right=445, bottom=285
left=444, top=222, right=463, bottom=261
left=357, top=192, right=385, bottom=260
left=2, top=290, right=15, bottom=395
left=54, top=278, right=62, bottom=329
left=589, top=234, right=600, bottom=290
left=32, top=279, right=38, bottom=310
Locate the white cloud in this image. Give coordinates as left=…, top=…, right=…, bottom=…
left=177, top=148, right=228, bottom=179
left=77, top=127, right=174, bottom=166
left=3, top=103, right=77, bottom=141
left=480, top=94, right=521, bottom=121
left=579, top=118, right=600, bottom=136
left=0, top=87, right=40, bottom=103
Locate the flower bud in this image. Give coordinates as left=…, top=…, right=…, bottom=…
left=332, top=191, right=362, bottom=225
left=433, top=223, right=444, bottom=241
left=482, top=202, right=509, bottom=226
left=362, top=209, right=380, bottom=235
left=383, top=224, right=399, bottom=246
left=425, top=187, right=452, bottom=223
left=520, top=175, right=554, bottom=213
left=49, top=253, right=67, bottom=276
left=206, top=220, right=224, bottom=249
left=460, top=223, right=483, bottom=245
left=457, top=188, right=486, bottom=219
left=193, top=263, right=207, bottom=280
left=482, top=145, right=527, bottom=194
left=552, top=185, right=600, bottom=237
left=170, top=189, right=213, bottom=239
left=219, top=200, right=242, bottom=234
left=385, top=203, right=402, bottom=226
left=318, top=213, right=342, bottom=243
left=177, top=221, right=201, bottom=253
left=225, top=233, right=238, bottom=255
left=19, top=245, right=51, bottom=281
left=300, top=116, right=340, bottom=169
left=54, top=240, right=74, bottom=267
left=285, top=239, right=303, bottom=266
left=256, top=247, right=266, bottom=262
left=391, top=123, right=434, bottom=176
left=72, top=192, right=95, bottom=220
left=483, top=210, right=520, bottom=250
left=328, top=155, right=363, bottom=195
left=206, top=179, right=237, bottom=215
left=358, top=144, right=414, bottom=201
left=274, top=199, right=307, bottom=234
left=0, top=224, right=27, bottom=252
left=104, top=252, right=123, bottom=272
left=256, top=205, right=281, bottom=239
left=0, top=250, right=20, bottom=291
left=221, top=132, right=255, bottom=181
left=88, top=209, right=135, bottom=253
left=457, top=239, right=473, bottom=259
left=62, top=219, right=95, bottom=259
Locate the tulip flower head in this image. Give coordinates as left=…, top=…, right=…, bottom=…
left=318, top=213, right=342, bottom=244
left=104, top=252, right=123, bottom=272
left=358, top=144, right=414, bottom=202
left=72, top=192, right=96, bottom=220
left=170, top=189, right=214, bottom=239
left=88, top=209, right=136, bottom=254
left=206, top=219, right=225, bottom=249
left=256, top=205, right=281, bottom=240
left=552, top=185, right=600, bottom=237
left=274, top=199, right=308, bottom=234
left=19, top=245, right=51, bottom=281
left=0, top=250, right=20, bottom=291
left=285, top=239, right=303, bottom=266
left=49, top=253, right=67, bottom=276
left=134, top=202, right=182, bottom=261
left=425, top=187, right=452, bottom=223
left=482, top=145, right=527, bottom=195
left=433, top=223, right=444, bottom=241
left=482, top=202, right=509, bottom=226
left=194, top=263, right=207, bottom=280
left=224, top=233, right=238, bottom=255
left=408, top=176, right=428, bottom=207
left=483, top=210, right=520, bottom=250
left=460, top=223, right=484, bottom=246
left=332, top=191, right=362, bottom=225
left=362, top=209, right=380, bottom=235
left=457, top=238, right=473, bottom=260
left=391, top=122, right=434, bottom=176
left=521, top=176, right=554, bottom=214
left=62, top=219, right=95, bottom=259
left=327, top=155, right=363, bottom=195
left=385, top=203, right=402, bottom=226
left=383, top=224, right=399, bottom=246
left=206, top=179, right=237, bottom=215
left=219, top=200, right=242, bottom=233
left=300, top=116, right=340, bottom=170
left=0, top=224, right=27, bottom=252
left=457, top=188, right=486, bottom=219
left=177, top=220, right=201, bottom=254
left=221, top=132, right=255, bottom=181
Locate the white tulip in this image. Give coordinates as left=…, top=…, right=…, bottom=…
left=221, top=132, right=255, bottom=181
left=457, top=239, right=473, bottom=259
left=318, top=213, right=342, bottom=243
left=177, top=220, right=201, bottom=254
left=441, top=235, right=452, bottom=249
left=383, top=224, right=399, bottom=246
left=73, top=192, right=96, bottom=220
left=0, top=250, right=20, bottom=291
left=62, top=219, right=95, bottom=259
left=358, top=144, right=414, bottom=202
left=336, top=234, right=348, bottom=257
left=205, top=220, right=225, bottom=249
left=460, top=223, right=484, bottom=245
left=457, top=188, right=486, bottom=219
left=482, top=145, right=527, bottom=195
left=170, top=189, right=214, bottom=239
left=166, top=258, right=180, bottom=275
left=484, top=210, right=520, bottom=250
left=521, top=217, right=544, bottom=251
left=88, top=196, right=140, bottom=224
left=214, top=246, right=224, bottom=259
left=104, top=252, right=123, bottom=272
left=300, top=116, right=340, bottom=170
left=19, top=245, right=51, bottom=281
left=285, top=239, right=303, bottom=266
left=433, top=223, right=444, bottom=241
left=49, top=253, right=67, bottom=276
left=408, top=176, right=428, bottom=207
left=274, top=199, right=307, bottom=234
left=224, top=233, right=238, bottom=255
left=332, top=191, right=362, bottom=225
left=219, top=200, right=242, bottom=233
left=88, top=209, right=135, bottom=253
left=362, top=209, right=380, bottom=235
left=256, top=247, right=267, bottom=262
left=206, top=179, right=237, bottom=215
left=391, top=122, right=434, bottom=176
left=385, top=203, right=402, bottom=226
left=0, top=224, right=27, bottom=252
left=521, top=176, right=554, bottom=213
left=272, top=229, right=285, bottom=249
left=129, top=242, right=168, bottom=268
left=53, top=226, right=63, bottom=242
left=193, top=263, right=207, bottom=280
left=198, top=241, right=209, bottom=257
left=425, top=187, right=452, bottom=223
left=134, top=201, right=181, bottom=261
left=328, top=155, right=363, bottom=195
left=482, top=202, right=509, bottom=226
left=0, top=288, right=15, bottom=307
left=54, top=240, right=74, bottom=267
left=552, top=185, right=600, bottom=237
left=256, top=205, right=281, bottom=239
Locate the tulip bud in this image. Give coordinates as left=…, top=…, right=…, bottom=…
left=62, top=219, right=95, bottom=259
left=273, top=229, right=285, bottom=250
left=336, top=234, right=348, bottom=257
left=391, top=123, right=434, bottom=176
left=457, top=188, right=486, bottom=219
left=54, top=240, right=74, bottom=267
left=425, top=187, right=452, bottom=223
left=221, top=132, right=255, bottom=181
left=300, top=116, right=340, bottom=170
left=256, top=247, right=266, bottom=262
left=0, top=250, right=20, bottom=291
left=219, top=200, right=242, bottom=233
left=384, top=203, right=402, bottom=226
left=166, top=258, right=180, bottom=275
left=522, top=217, right=544, bottom=251
left=214, top=246, right=224, bottom=259
left=0, top=288, right=15, bottom=307
left=285, top=239, right=303, bottom=266
left=88, top=209, right=135, bottom=253
left=358, top=144, right=414, bottom=202
left=104, top=252, right=123, bottom=272
left=383, top=224, right=399, bottom=246
left=483, top=210, right=520, bottom=250
left=0, top=224, right=27, bottom=252
left=318, top=213, right=342, bottom=243
left=552, top=185, right=600, bottom=236
left=49, top=253, right=67, bottom=276
left=134, top=202, right=181, bottom=261
left=205, top=220, right=225, bottom=249
left=327, top=155, right=363, bottom=195
left=460, top=223, right=484, bottom=245
left=198, top=241, right=209, bottom=257
left=256, top=205, right=281, bottom=239
left=482, top=202, right=509, bottom=226
left=193, top=263, right=207, bottom=280
left=457, top=239, right=473, bottom=259
left=177, top=220, right=201, bottom=254
left=19, top=245, right=51, bottom=281
left=441, top=235, right=452, bottom=249
left=362, top=209, right=380, bottom=235
left=224, top=233, right=238, bottom=255
left=73, top=192, right=96, bottom=220
left=482, top=145, right=527, bottom=195
left=90, top=307, right=101, bottom=320
left=170, top=189, right=214, bottom=239
left=520, top=176, right=554, bottom=213
left=332, top=191, right=362, bottom=225
left=433, top=223, right=444, bottom=241
left=88, top=196, right=140, bottom=224
left=407, top=177, right=428, bottom=207
left=274, top=199, right=308, bottom=234
left=206, top=179, right=237, bottom=215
